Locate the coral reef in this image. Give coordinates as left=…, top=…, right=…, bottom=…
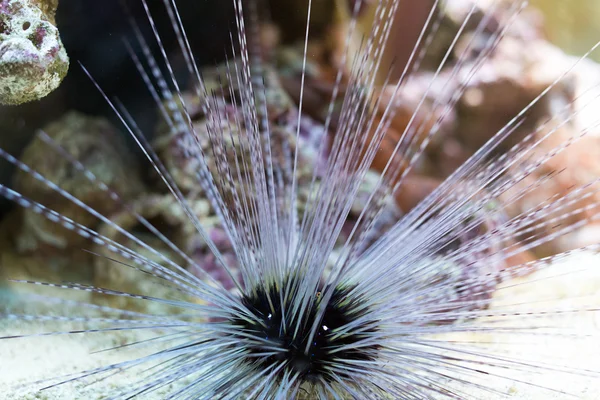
left=0, top=0, right=68, bottom=105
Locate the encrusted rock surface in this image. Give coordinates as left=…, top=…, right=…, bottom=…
left=0, top=0, right=68, bottom=105
left=92, top=194, right=218, bottom=309
left=13, top=111, right=144, bottom=256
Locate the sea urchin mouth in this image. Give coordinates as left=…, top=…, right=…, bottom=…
left=230, top=279, right=380, bottom=384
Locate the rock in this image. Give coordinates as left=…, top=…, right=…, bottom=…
left=0, top=0, right=68, bottom=105
left=499, top=47, right=600, bottom=256
left=93, top=193, right=222, bottom=310
left=13, top=111, right=144, bottom=255
left=0, top=90, right=66, bottom=216
left=152, top=62, right=329, bottom=211
left=0, top=210, right=94, bottom=288
left=332, top=0, right=600, bottom=260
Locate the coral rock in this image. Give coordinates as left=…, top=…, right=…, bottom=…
left=13, top=111, right=144, bottom=255
left=93, top=194, right=221, bottom=310
left=0, top=0, right=68, bottom=105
